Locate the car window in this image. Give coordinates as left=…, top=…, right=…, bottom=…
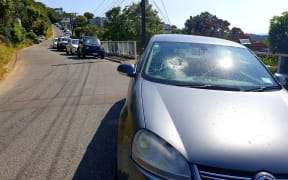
left=72, top=39, right=79, bottom=44
left=83, top=37, right=100, bottom=45
left=143, top=42, right=279, bottom=91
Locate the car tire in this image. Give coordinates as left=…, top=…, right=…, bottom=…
left=101, top=54, right=104, bottom=59
left=81, top=53, right=86, bottom=59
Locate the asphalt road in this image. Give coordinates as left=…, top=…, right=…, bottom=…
left=0, top=28, right=130, bottom=180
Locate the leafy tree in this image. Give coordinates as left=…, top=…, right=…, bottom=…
left=184, top=12, right=230, bottom=38
left=171, top=25, right=183, bottom=34
left=84, top=12, right=94, bottom=20
left=268, top=12, right=288, bottom=53
left=32, top=19, right=49, bottom=35
left=11, top=22, right=26, bottom=43
left=47, top=8, right=61, bottom=23
left=74, top=15, right=88, bottom=28
left=74, top=25, right=104, bottom=38
left=0, top=0, right=52, bottom=45
left=229, top=27, right=251, bottom=42
left=103, top=2, right=164, bottom=46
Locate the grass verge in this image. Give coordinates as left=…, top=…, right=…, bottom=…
left=0, top=42, right=16, bottom=80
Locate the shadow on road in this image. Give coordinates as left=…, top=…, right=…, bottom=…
left=72, top=99, right=125, bottom=180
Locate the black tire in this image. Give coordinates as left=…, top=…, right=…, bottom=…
left=81, top=52, right=85, bottom=59
left=101, top=54, right=104, bottom=59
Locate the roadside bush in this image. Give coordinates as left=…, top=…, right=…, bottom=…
left=11, top=22, right=26, bottom=43
left=32, top=19, right=49, bottom=36
left=258, top=54, right=278, bottom=73
left=26, top=31, right=40, bottom=44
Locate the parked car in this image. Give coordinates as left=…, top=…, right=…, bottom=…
left=77, top=36, right=104, bottom=59
left=66, top=38, right=79, bottom=55
left=117, top=34, right=288, bottom=180
left=38, top=35, right=45, bottom=42
left=57, top=37, right=70, bottom=51
left=52, top=37, right=58, bottom=49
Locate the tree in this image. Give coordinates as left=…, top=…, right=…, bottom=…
left=0, top=0, right=52, bottom=45
left=84, top=12, right=94, bottom=20
left=184, top=12, right=230, bottom=39
left=268, top=12, right=288, bottom=53
left=74, top=15, right=88, bottom=28
left=230, top=27, right=251, bottom=42
left=74, top=25, right=104, bottom=38
left=103, top=3, right=164, bottom=44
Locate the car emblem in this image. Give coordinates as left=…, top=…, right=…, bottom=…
left=254, top=172, right=276, bottom=180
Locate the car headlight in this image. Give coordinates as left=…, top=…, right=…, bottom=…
left=132, top=130, right=191, bottom=180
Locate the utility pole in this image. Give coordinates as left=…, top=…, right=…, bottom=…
left=66, top=12, right=77, bottom=37
left=141, top=0, right=146, bottom=49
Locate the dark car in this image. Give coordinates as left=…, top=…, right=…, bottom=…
left=117, top=34, right=288, bottom=179
left=77, top=36, right=104, bottom=59
left=57, top=37, right=70, bottom=51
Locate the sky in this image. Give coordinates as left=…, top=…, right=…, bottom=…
left=35, top=0, right=288, bottom=35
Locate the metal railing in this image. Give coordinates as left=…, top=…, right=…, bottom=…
left=102, top=41, right=137, bottom=59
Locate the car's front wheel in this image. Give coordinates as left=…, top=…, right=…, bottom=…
left=81, top=52, right=86, bottom=59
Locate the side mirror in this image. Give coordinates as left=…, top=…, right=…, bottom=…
left=117, top=63, right=136, bottom=77
left=275, top=73, right=287, bottom=87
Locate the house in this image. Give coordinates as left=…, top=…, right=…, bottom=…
left=250, top=42, right=269, bottom=52
left=89, top=17, right=108, bottom=28
left=54, top=8, right=64, bottom=15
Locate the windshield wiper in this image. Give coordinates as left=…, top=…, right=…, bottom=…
left=246, top=85, right=281, bottom=92
left=176, top=84, right=242, bottom=91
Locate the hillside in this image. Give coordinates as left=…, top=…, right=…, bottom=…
left=247, top=34, right=268, bottom=42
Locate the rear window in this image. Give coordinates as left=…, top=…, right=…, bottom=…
left=83, top=37, right=100, bottom=45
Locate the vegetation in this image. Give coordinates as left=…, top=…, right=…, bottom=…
left=0, top=0, right=57, bottom=78
left=268, top=12, right=288, bottom=53
left=183, top=12, right=250, bottom=41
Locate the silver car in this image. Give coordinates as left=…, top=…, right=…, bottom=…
left=66, top=38, right=79, bottom=55
left=117, top=34, right=288, bottom=180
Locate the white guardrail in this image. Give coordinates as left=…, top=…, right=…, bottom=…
left=102, top=41, right=137, bottom=59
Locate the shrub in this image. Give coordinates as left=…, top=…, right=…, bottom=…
left=26, top=31, right=40, bottom=44
left=11, top=22, right=26, bottom=43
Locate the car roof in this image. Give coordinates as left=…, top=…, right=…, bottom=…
left=150, top=34, right=246, bottom=48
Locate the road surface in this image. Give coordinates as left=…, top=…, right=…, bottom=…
left=0, top=28, right=130, bottom=180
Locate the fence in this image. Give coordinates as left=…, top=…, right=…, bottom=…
left=102, top=41, right=137, bottom=59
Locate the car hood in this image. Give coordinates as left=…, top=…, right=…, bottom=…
left=141, top=79, right=288, bottom=173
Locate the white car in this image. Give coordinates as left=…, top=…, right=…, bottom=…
left=52, top=37, right=58, bottom=49
left=66, top=39, right=79, bottom=55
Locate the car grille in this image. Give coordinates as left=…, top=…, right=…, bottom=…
left=192, top=164, right=288, bottom=180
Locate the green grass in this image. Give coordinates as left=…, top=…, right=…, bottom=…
left=0, top=26, right=53, bottom=80
left=0, top=42, right=16, bottom=79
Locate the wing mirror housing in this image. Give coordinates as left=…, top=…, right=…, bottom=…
left=275, top=73, right=287, bottom=87
left=117, top=63, right=136, bottom=77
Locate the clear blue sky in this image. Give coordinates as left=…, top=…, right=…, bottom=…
left=35, top=0, right=288, bottom=34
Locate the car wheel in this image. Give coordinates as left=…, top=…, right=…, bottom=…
left=101, top=54, right=104, bottom=59
left=81, top=53, right=86, bottom=59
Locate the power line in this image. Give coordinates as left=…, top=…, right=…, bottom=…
left=151, top=0, right=168, bottom=24
left=92, top=0, right=106, bottom=15
left=160, top=0, right=171, bottom=25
